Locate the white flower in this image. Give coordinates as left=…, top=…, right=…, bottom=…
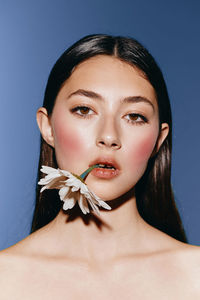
left=38, top=166, right=111, bottom=215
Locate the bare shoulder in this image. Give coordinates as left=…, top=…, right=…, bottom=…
left=0, top=243, right=29, bottom=299
left=0, top=234, right=54, bottom=300
left=0, top=236, right=35, bottom=278
left=0, top=229, right=50, bottom=282
left=136, top=228, right=200, bottom=297
left=172, top=242, right=200, bottom=273
left=154, top=234, right=200, bottom=292
left=154, top=228, right=200, bottom=273
left=171, top=242, right=200, bottom=294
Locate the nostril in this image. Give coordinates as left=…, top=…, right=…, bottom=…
left=112, top=143, right=118, bottom=147
left=96, top=138, right=121, bottom=149
left=112, top=142, right=121, bottom=149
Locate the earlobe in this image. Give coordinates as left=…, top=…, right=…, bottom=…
left=151, top=123, right=169, bottom=157
left=36, top=107, right=55, bottom=147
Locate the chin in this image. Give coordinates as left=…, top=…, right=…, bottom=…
left=91, top=186, right=135, bottom=202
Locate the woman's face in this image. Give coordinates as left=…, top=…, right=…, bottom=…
left=40, top=55, right=168, bottom=200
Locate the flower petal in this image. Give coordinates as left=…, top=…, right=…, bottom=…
left=78, top=194, right=90, bottom=214
left=63, top=197, right=76, bottom=210
left=71, top=185, right=80, bottom=192
left=87, top=198, right=100, bottom=215
left=59, top=186, right=70, bottom=200
left=80, top=183, right=89, bottom=194
left=78, top=194, right=86, bottom=214
left=66, top=177, right=80, bottom=187
left=59, top=169, right=74, bottom=178
left=40, top=165, right=59, bottom=175
left=98, top=200, right=111, bottom=210
left=39, top=177, right=66, bottom=192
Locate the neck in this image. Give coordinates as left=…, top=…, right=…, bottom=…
left=39, top=189, right=152, bottom=263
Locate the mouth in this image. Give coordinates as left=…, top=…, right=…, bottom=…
left=90, top=157, right=120, bottom=170
left=96, top=163, right=116, bottom=170
left=89, top=158, right=120, bottom=179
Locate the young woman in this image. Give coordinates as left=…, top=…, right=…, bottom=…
left=0, top=34, right=200, bottom=299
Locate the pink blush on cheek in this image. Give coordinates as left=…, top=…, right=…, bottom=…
left=54, top=126, right=85, bottom=158
left=129, top=135, right=157, bottom=166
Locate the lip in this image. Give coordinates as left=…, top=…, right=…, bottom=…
left=89, top=157, right=121, bottom=170
left=89, top=157, right=121, bottom=179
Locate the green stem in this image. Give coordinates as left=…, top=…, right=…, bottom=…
left=80, top=164, right=100, bottom=180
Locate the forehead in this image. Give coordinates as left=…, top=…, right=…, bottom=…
left=58, top=55, right=158, bottom=108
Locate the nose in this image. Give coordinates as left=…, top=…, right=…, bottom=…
left=96, top=117, right=121, bottom=150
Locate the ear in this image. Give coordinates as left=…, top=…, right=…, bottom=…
left=151, top=123, right=169, bottom=157
left=36, top=107, right=55, bottom=147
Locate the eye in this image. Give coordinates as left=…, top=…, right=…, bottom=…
left=70, top=106, right=94, bottom=117
left=124, top=113, right=148, bottom=125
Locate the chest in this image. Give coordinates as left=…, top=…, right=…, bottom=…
left=1, top=261, right=198, bottom=300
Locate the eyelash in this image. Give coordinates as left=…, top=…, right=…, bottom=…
left=70, top=106, right=94, bottom=118
left=124, top=113, right=148, bottom=125
left=70, top=106, right=148, bottom=125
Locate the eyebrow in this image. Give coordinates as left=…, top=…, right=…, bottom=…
left=67, top=89, right=155, bottom=111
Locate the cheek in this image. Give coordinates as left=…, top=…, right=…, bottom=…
left=128, top=133, right=157, bottom=166
left=53, top=121, right=87, bottom=160
left=56, top=128, right=80, bottom=152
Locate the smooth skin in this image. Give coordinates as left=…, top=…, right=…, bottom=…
left=0, top=56, right=200, bottom=299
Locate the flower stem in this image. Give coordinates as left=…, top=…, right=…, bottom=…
left=80, top=164, right=100, bottom=180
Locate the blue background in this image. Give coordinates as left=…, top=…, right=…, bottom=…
left=0, top=0, right=200, bottom=249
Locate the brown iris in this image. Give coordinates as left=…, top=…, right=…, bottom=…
left=79, top=107, right=90, bottom=114
left=129, top=114, right=139, bottom=121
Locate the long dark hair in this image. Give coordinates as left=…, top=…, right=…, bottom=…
left=31, top=34, right=187, bottom=243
